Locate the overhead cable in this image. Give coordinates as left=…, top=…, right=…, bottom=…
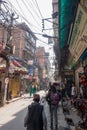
left=6, top=0, right=42, bottom=33
left=22, top=0, right=41, bottom=27
left=33, top=0, right=43, bottom=19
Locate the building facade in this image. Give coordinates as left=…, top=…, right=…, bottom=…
left=0, top=21, right=37, bottom=105
left=36, top=47, right=50, bottom=89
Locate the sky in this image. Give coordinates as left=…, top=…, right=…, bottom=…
left=6, top=1, right=53, bottom=43
left=5, top=0, right=54, bottom=60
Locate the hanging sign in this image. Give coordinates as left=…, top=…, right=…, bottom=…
left=5, top=77, right=9, bottom=84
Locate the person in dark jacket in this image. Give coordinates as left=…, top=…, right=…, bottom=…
left=24, top=94, right=47, bottom=130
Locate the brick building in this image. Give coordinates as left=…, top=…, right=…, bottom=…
left=36, top=47, right=50, bottom=88
left=0, top=22, right=37, bottom=105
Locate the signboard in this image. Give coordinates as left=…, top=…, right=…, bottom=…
left=28, top=60, right=33, bottom=65
left=9, top=66, right=15, bottom=73
left=73, top=40, right=87, bottom=62
left=5, top=77, right=9, bottom=85
left=29, top=66, right=33, bottom=76
left=81, top=0, right=87, bottom=9
left=48, top=37, right=53, bottom=44
left=69, top=4, right=83, bottom=49
left=69, top=4, right=87, bottom=62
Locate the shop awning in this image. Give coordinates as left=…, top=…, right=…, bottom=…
left=0, top=59, right=6, bottom=71
left=59, top=0, right=79, bottom=49
left=9, top=56, right=28, bottom=73
left=10, top=61, right=28, bottom=74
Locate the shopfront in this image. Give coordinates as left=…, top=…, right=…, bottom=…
left=9, top=61, right=28, bottom=98
left=63, top=70, right=74, bottom=97
left=69, top=3, right=87, bottom=95
left=78, top=49, right=87, bottom=98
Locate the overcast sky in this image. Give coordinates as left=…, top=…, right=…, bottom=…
left=6, top=0, right=53, bottom=39
left=5, top=0, right=54, bottom=58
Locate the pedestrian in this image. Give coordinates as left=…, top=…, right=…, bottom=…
left=71, top=83, right=76, bottom=109
left=46, top=87, right=51, bottom=112
left=71, top=83, right=76, bottom=100
left=29, top=84, right=35, bottom=97
left=24, top=93, right=47, bottom=130
left=46, top=85, right=59, bottom=130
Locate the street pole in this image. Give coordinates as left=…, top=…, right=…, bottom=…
left=3, top=12, right=18, bottom=104
left=0, top=1, right=18, bottom=105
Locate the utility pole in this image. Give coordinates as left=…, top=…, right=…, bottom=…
left=0, top=0, right=18, bottom=105
left=4, top=12, right=18, bottom=103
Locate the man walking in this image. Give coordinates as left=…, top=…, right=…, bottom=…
left=24, top=94, right=47, bottom=130
left=46, top=85, right=59, bottom=130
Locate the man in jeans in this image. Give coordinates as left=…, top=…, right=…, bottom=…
left=46, top=85, right=59, bottom=130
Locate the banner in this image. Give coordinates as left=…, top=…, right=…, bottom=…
left=69, top=4, right=87, bottom=62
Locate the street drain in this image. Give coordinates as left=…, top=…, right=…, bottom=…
left=65, top=117, right=74, bottom=126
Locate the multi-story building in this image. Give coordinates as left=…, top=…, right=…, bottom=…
left=36, top=47, right=45, bottom=67
left=13, top=23, right=37, bottom=62
left=11, top=22, right=37, bottom=94
left=36, top=47, right=50, bottom=88
left=0, top=21, right=37, bottom=105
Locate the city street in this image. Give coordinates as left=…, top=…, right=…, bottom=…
left=0, top=91, right=52, bottom=130
left=0, top=90, right=80, bottom=130
left=0, top=95, right=33, bottom=130
left=0, top=1, right=86, bottom=130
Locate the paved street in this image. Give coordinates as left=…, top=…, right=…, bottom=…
left=0, top=95, right=32, bottom=130
left=0, top=90, right=81, bottom=130
left=0, top=91, right=48, bottom=130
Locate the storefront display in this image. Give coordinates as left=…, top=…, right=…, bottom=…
left=79, top=73, right=87, bottom=98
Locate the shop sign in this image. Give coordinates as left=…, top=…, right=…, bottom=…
left=81, top=0, right=87, bottom=9
left=69, top=4, right=83, bottom=49
left=64, top=71, right=74, bottom=75
left=21, top=74, right=32, bottom=79
left=48, top=37, right=53, bottom=44
left=28, top=66, right=33, bottom=76
left=5, top=77, right=9, bottom=84
left=73, top=40, right=87, bottom=62
left=9, top=66, right=15, bottom=73
left=73, top=20, right=87, bottom=62
left=69, top=4, right=86, bottom=53
left=69, top=4, right=87, bottom=61
left=28, top=60, right=33, bottom=65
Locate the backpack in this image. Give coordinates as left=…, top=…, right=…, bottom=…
left=51, top=92, right=59, bottom=105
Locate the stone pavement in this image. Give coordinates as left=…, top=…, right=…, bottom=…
left=39, top=91, right=81, bottom=130
left=0, top=91, right=81, bottom=130
left=61, top=100, right=81, bottom=130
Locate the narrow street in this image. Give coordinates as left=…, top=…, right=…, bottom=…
left=0, top=90, right=82, bottom=130
left=0, top=95, right=32, bottom=130
left=0, top=91, right=51, bottom=130
left=0, top=0, right=87, bottom=130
